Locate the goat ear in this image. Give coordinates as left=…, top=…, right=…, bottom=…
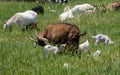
left=41, top=38, right=48, bottom=42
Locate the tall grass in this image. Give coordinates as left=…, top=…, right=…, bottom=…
left=0, top=0, right=120, bottom=75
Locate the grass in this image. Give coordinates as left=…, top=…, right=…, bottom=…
left=0, top=0, right=120, bottom=75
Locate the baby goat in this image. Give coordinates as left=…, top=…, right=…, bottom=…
left=71, top=4, right=96, bottom=14
left=93, top=50, right=101, bottom=56
left=44, top=44, right=66, bottom=57
left=92, top=34, right=113, bottom=46
left=59, top=6, right=74, bottom=21
left=78, top=40, right=90, bottom=55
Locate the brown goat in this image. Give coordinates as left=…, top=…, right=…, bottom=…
left=31, top=23, right=86, bottom=48
left=107, top=1, right=120, bottom=10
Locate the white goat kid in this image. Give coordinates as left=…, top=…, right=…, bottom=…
left=93, top=50, right=101, bottom=56
left=3, top=10, right=38, bottom=30
left=92, top=34, right=114, bottom=46
left=78, top=40, right=90, bottom=55
left=71, top=4, right=96, bottom=14
left=44, top=44, right=66, bottom=57
left=59, top=6, right=74, bottom=21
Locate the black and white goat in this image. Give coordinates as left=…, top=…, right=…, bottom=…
left=92, top=34, right=114, bottom=46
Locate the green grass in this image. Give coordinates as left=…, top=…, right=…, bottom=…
left=0, top=0, right=120, bottom=75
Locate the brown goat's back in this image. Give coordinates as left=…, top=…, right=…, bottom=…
left=107, top=1, right=120, bottom=10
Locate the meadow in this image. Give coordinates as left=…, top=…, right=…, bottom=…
left=0, top=0, right=120, bottom=75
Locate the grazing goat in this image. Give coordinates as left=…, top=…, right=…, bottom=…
left=71, top=4, right=96, bottom=14
left=59, top=6, right=74, bottom=21
left=3, top=10, right=38, bottom=31
left=32, top=5, right=44, bottom=14
left=44, top=44, right=66, bottom=57
left=78, top=40, right=90, bottom=55
left=107, top=1, right=120, bottom=10
left=31, top=23, right=86, bottom=49
left=92, top=34, right=113, bottom=46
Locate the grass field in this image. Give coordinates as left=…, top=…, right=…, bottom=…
left=0, top=0, right=120, bottom=75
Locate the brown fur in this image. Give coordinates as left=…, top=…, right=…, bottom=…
left=107, top=1, right=120, bottom=10
left=35, top=23, right=86, bottom=48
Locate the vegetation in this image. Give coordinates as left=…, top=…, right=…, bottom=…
left=0, top=0, right=120, bottom=75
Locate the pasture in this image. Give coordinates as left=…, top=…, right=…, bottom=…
left=0, top=0, right=120, bottom=75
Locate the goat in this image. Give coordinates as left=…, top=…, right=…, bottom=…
left=44, top=44, right=66, bottom=57
left=71, top=3, right=96, bottom=14
left=78, top=40, right=90, bottom=55
left=93, top=50, right=101, bottom=56
left=31, top=23, right=86, bottom=49
left=32, top=5, right=44, bottom=14
left=107, top=1, right=120, bottom=10
left=92, top=34, right=113, bottom=46
left=59, top=6, right=74, bottom=21
left=3, top=10, right=38, bottom=31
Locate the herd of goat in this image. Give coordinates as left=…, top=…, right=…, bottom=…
left=3, top=1, right=120, bottom=57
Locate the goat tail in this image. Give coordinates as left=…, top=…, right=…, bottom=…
left=80, top=32, right=86, bottom=36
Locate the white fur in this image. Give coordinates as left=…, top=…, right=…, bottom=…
left=44, top=44, right=66, bottom=57
left=59, top=4, right=95, bottom=21
left=93, top=50, right=101, bottom=56
left=71, top=4, right=96, bottom=14
left=3, top=10, right=38, bottom=30
left=59, top=6, right=74, bottom=21
left=78, top=40, right=90, bottom=53
left=92, top=34, right=114, bottom=46
left=24, top=10, right=38, bottom=16
left=63, top=63, right=69, bottom=69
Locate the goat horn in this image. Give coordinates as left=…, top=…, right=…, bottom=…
left=30, top=38, right=35, bottom=41
left=42, top=38, right=48, bottom=41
